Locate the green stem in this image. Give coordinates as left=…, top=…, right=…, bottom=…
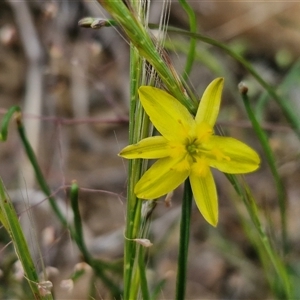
left=175, top=179, right=193, bottom=300
left=240, top=86, right=288, bottom=254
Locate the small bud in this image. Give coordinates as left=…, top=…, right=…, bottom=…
left=238, top=82, right=248, bottom=95
left=134, top=238, right=153, bottom=248
left=78, top=18, right=115, bottom=29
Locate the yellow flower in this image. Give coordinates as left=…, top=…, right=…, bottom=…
left=119, top=78, right=260, bottom=226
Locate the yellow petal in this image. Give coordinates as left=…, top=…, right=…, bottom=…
left=189, top=169, right=218, bottom=227
left=135, top=157, right=189, bottom=199
left=205, top=136, right=260, bottom=173
left=119, top=136, right=170, bottom=159
left=138, top=86, right=194, bottom=142
left=195, top=78, right=224, bottom=127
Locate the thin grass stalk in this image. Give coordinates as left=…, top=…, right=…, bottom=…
left=226, top=174, right=292, bottom=298
left=240, top=85, right=287, bottom=254
left=178, top=0, right=197, bottom=81
left=175, top=179, right=193, bottom=300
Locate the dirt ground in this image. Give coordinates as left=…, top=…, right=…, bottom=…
left=1, top=1, right=300, bottom=299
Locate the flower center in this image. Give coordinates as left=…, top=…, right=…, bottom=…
left=186, top=141, right=198, bottom=154
left=185, top=138, right=201, bottom=162
left=184, top=123, right=215, bottom=162
left=185, top=134, right=230, bottom=164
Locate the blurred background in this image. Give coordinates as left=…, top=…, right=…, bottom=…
left=1, top=0, right=300, bottom=298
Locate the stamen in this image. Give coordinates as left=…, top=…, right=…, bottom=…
left=211, top=148, right=231, bottom=161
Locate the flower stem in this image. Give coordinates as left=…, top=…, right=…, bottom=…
left=175, top=179, right=193, bottom=300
